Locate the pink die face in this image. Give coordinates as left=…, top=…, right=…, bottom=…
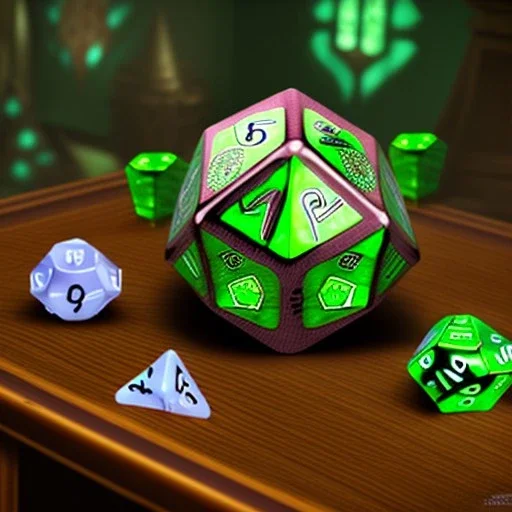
left=166, top=88, right=419, bottom=354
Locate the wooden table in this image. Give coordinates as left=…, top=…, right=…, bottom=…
left=0, top=173, right=511, bottom=512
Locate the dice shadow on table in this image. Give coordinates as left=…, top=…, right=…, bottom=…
left=19, top=298, right=126, bottom=325
left=401, top=382, right=440, bottom=415
left=161, top=278, right=421, bottom=356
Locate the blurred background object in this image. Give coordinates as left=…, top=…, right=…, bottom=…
left=436, top=0, right=512, bottom=221
left=0, top=0, right=510, bottom=222
left=110, top=9, right=208, bottom=163
left=0, top=0, right=78, bottom=198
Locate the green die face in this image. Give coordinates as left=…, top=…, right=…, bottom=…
left=388, top=132, right=448, bottom=201
left=408, top=314, right=512, bottom=413
left=200, top=230, right=280, bottom=329
left=126, top=152, right=189, bottom=221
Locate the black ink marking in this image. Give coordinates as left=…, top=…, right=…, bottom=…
left=290, top=287, right=303, bottom=316
left=128, top=380, right=153, bottom=395
left=67, top=284, right=85, bottom=313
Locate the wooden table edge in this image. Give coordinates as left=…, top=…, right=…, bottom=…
left=0, top=173, right=509, bottom=512
left=0, top=370, right=323, bottom=512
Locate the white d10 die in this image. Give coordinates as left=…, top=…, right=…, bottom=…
left=30, top=238, right=122, bottom=321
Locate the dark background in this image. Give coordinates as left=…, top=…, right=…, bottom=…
left=28, top=0, right=470, bottom=145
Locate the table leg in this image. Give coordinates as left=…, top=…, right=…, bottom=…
left=0, top=432, right=19, bottom=512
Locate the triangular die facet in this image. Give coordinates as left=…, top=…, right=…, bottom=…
left=114, top=351, right=169, bottom=411
left=115, top=350, right=211, bottom=419
left=205, top=108, right=286, bottom=196
left=268, top=156, right=363, bottom=259
left=221, top=161, right=289, bottom=247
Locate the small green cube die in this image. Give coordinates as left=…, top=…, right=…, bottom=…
left=125, top=152, right=189, bottom=221
left=389, top=133, right=447, bottom=201
left=408, top=314, right=512, bottom=413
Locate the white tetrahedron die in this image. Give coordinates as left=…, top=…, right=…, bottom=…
left=115, top=350, right=211, bottom=419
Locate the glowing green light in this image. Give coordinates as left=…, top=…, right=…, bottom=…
left=392, top=132, right=438, bottom=151
left=10, top=160, right=32, bottom=181
left=106, top=3, right=133, bottom=29
left=313, top=0, right=335, bottom=22
left=85, top=43, right=104, bottom=69
left=361, top=39, right=417, bottom=98
left=59, top=48, right=72, bottom=67
left=391, top=0, right=422, bottom=30
left=125, top=152, right=188, bottom=220
left=389, top=132, right=447, bottom=200
left=129, top=152, right=178, bottom=172
left=47, top=4, right=61, bottom=25
left=17, top=129, right=39, bottom=151
left=4, top=97, right=22, bottom=118
left=35, top=151, right=56, bottom=166
left=303, top=229, right=385, bottom=328
left=201, top=230, right=280, bottom=329
left=310, top=30, right=355, bottom=102
left=360, top=0, right=387, bottom=57
left=336, top=0, right=360, bottom=52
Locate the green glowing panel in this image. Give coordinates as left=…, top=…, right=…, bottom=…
left=17, top=129, right=39, bottom=151
left=268, top=157, right=362, bottom=259
left=379, top=147, right=416, bottom=244
left=304, top=109, right=377, bottom=193
left=174, top=243, right=208, bottom=297
left=361, top=39, right=417, bottom=99
left=303, top=229, right=385, bottom=328
left=4, top=97, right=22, bottom=118
left=85, top=43, right=104, bottom=68
left=313, top=0, right=335, bottom=22
left=221, top=162, right=289, bottom=246
left=169, top=137, right=204, bottom=240
left=376, top=243, right=408, bottom=295
left=407, top=314, right=512, bottom=413
left=360, top=0, right=387, bottom=57
left=125, top=152, right=188, bottom=221
left=391, top=0, right=422, bottom=30
left=10, top=160, right=32, bottom=181
left=310, top=30, right=355, bottom=102
left=201, top=230, right=280, bottom=329
left=336, top=0, right=360, bottom=52
left=389, top=133, right=448, bottom=200
left=206, top=108, right=285, bottom=194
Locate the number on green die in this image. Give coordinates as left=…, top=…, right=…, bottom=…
left=407, top=315, right=512, bottom=413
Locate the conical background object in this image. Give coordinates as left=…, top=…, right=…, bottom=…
left=111, top=9, right=208, bottom=163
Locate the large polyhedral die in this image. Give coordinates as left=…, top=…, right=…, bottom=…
left=165, top=89, right=420, bottom=353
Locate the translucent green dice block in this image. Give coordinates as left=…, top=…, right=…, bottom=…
left=125, top=152, right=189, bottom=220
left=388, top=133, right=447, bottom=201
left=408, top=314, right=512, bottom=413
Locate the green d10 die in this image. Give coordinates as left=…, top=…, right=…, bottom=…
left=125, top=152, right=189, bottom=220
left=408, top=314, right=512, bottom=413
left=388, top=133, right=447, bottom=201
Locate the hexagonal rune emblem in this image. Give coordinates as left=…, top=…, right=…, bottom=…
left=228, top=276, right=264, bottom=310
left=318, top=277, right=356, bottom=310
left=166, top=88, right=420, bottom=353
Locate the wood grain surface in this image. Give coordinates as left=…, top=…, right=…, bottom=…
left=0, top=433, right=18, bottom=512
left=0, top=176, right=511, bottom=512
